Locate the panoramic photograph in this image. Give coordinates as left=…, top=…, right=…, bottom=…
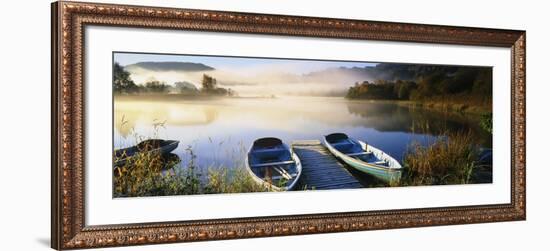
left=112, top=52, right=493, bottom=198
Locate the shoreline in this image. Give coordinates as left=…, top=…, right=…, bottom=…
left=347, top=98, right=491, bottom=115
left=115, top=93, right=491, bottom=115
left=114, top=93, right=276, bottom=101
left=403, top=100, right=490, bottom=115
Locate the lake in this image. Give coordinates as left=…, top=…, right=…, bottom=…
left=114, top=96, right=492, bottom=170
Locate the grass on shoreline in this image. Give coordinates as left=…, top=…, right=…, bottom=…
left=400, top=130, right=480, bottom=186
left=397, top=96, right=491, bottom=115
left=113, top=143, right=270, bottom=198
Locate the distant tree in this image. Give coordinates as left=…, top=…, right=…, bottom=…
left=416, top=71, right=445, bottom=97
left=471, top=68, right=492, bottom=99
left=201, top=74, right=217, bottom=92
left=143, top=78, right=169, bottom=93
left=346, top=66, right=492, bottom=102
left=395, top=80, right=416, bottom=100
left=199, top=74, right=235, bottom=96
left=409, top=89, right=421, bottom=100
left=173, top=81, right=198, bottom=93
left=113, top=62, right=138, bottom=93
left=227, top=88, right=235, bottom=97
left=449, top=68, right=478, bottom=93
left=346, top=81, right=397, bottom=100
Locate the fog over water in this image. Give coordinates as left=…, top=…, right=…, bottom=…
left=118, top=53, right=380, bottom=96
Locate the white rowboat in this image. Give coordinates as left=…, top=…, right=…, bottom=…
left=323, top=133, right=402, bottom=183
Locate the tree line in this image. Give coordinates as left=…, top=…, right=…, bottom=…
left=113, top=62, right=234, bottom=96
left=346, top=66, right=492, bottom=102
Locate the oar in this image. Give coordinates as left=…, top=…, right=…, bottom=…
left=274, top=166, right=292, bottom=180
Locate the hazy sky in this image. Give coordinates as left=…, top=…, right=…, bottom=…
left=114, top=52, right=377, bottom=75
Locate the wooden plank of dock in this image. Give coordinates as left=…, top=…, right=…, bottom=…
left=292, top=140, right=363, bottom=190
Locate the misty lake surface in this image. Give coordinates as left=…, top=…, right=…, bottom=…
left=114, top=96, right=492, bottom=170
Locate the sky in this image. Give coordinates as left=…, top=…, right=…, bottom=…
left=114, top=52, right=377, bottom=75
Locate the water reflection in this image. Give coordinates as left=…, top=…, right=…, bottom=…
left=114, top=96, right=491, bottom=169
left=346, top=101, right=491, bottom=144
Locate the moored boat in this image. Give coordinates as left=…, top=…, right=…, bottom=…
left=323, top=133, right=402, bottom=183
left=245, top=137, right=302, bottom=191
left=114, top=139, right=179, bottom=167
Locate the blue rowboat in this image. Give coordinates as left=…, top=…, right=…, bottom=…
left=246, top=137, right=302, bottom=191
left=323, top=133, right=402, bottom=183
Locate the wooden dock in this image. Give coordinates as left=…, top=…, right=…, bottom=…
left=292, top=140, right=363, bottom=190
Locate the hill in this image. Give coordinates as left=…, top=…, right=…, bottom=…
left=124, top=61, right=215, bottom=72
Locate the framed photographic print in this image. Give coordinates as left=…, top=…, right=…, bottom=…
left=51, top=1, right=526, bottom=249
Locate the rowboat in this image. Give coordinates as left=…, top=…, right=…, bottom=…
left=113, top=139, right=179, bottom=167
left=323, top=133, right=402, bottom=183
left=245, top=137, right=302, bottom=191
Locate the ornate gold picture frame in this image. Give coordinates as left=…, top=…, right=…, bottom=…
left=51, top=1, right=525, bottom=249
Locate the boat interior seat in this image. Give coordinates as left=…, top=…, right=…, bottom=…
left=370, top=160, right=387, bottom=166
left=253, top=147, right=286, bottom=154
left=347, top=151, right=372, bottom=157
left=252, top=149, right=288, bottom=160
left=332, top=140, right=364, bottom=154
left=331, top=141, right=355, bottom=150
left=250, top=160, right=294, bottom=168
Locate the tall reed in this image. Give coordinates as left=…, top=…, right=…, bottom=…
left=113, top=128, right=269, bottom=197
left=401, top=130, right=478, bottom=186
